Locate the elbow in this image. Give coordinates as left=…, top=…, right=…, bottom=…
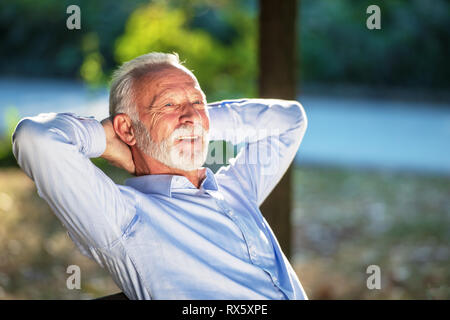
left=13, top=118, right=42, bottom=145
left=289, top=100, right=308, bottom=133
left=12, top=117, right=50, bottom=160
left=12, top=118, right=35, bottom=161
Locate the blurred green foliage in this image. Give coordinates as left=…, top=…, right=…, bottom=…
left=1, top=0, right=449, bottom=168
left=0, top=107, right=20, bottom=167
left=114, top=1, right=257, bottom=101
left=0, top=0, right=147, bottom=78
left=0, top=0, right=258, bottom=100
left=1, top=0, right=449, bottom=92
left=299, top=0, right=450, bottom=89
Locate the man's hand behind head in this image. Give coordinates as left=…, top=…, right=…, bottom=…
left=100, top=117, right=136, bottom=175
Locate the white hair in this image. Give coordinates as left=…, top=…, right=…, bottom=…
left=109, top=52, right=182, bottom=120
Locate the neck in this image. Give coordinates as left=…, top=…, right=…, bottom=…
left=131, top=147, right=206, bottom=189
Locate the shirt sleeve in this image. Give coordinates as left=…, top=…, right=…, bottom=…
left=207, top=99, right=308, bottom=206
left=12, top=112, right=136, bottom=249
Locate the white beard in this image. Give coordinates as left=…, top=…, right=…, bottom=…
left=133, top=120, right=209, bottom=171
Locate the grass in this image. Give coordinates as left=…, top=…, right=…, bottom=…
left=0, top=162, right=448, bottom=299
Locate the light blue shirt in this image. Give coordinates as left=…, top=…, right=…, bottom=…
left=12, top=99, right=308, bottom=300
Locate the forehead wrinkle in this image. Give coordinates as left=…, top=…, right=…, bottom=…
left=156, top=79, right=197, bottom=88
left=154, top=84, right=202, bottom=101
left=134, top=66, right=204, bottom=114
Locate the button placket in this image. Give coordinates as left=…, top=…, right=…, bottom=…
left=232, top=215, right=257, bottom=263
left=209, top=190, right=263, bottom=266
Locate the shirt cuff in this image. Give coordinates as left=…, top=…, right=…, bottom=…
left=77, top=116, right=107, bottom=158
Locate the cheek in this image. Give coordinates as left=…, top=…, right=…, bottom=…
left=143, top=112, right=166, bottom=142
left=200, top=111, right=210, bottom=131
left=151, top=113, right=179, bottom=142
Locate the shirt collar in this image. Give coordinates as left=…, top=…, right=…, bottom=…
left=125, top=167, right=218, bottom=197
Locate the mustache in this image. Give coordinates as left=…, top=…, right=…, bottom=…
left=169, top=124, right=208, bottom=142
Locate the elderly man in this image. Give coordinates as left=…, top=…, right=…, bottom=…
left=12, top=52, right=308, bottom=300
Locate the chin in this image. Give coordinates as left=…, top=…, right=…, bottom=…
left=171, top=154, right=206, bottom=171
left=164, top=138, right=207, bottom=171
left=168, top=146, right=207, bottom=171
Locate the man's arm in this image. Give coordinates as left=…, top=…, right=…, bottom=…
left=207, top=99, right=307, bottom=206
left=12, top=113, right=136, bottom=250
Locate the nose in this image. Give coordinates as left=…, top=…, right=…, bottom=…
left=179, top=103, right=202, bottom=126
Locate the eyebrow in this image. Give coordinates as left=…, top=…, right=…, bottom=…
left=148, top=89, right=172, bottom=107
left=151, top=87, right=203, bottom=106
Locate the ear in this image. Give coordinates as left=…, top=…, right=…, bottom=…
left=113, top=114, right=136, bottom=146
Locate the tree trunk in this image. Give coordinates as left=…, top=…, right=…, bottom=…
left=258, top=0, right=298, bottom=259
